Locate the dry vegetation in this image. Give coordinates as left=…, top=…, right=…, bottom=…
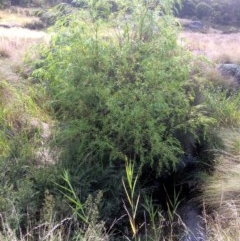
left=179, top=27, right=240, bottom=241
left=180, top=31, right=240, bottom=64
left=0, top=9, right=39, bottom=27
left=0, top=27, right=47, bottom=62
left=0, top=8, right=46, bottom=64
left=179, top=28, right=240, bottom=241
left=201, top=129, right=240, bottom=240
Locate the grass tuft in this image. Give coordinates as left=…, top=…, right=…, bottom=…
left=201, top=128, right=240, bottom=240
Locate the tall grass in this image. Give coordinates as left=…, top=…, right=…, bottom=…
left=122, top=160, right=140, bottom=238
left=201, top=128, right=240, bottom=240
left=205, top=90, right=240, bottom=127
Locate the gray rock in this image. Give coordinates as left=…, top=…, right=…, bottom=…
left=235, top=68, right=240, bottom=82
left=189, top=21, right=203, bottom=30
left=218, top=64, right=240, bottom=82
left=0, top=24, right=11, bottom=28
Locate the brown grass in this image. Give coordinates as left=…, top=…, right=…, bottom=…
left=200, top=128, right=240, bottom=240
left=0, top=8, right=46, bottom=63
left=205, top=206, right=240, bottom=241
left=179, top=32, right=240, bottom=64
left=0, top=9, right=40, bottom=27
left=0, top=27, right=47, bottom=62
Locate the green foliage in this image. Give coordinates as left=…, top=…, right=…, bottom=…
left=205, top=90, right=240, bottom=127
left=26, top=3, right=220, bottom=234
left=57, top=170, right=88, bottom=223
left=3, top=0, right=237, bottom=239
left=57, top=171, right=108, bottom=240
left=211, top=0, right=240, bottom=26
left=122, top=160, right=140, bottom=238
left=32, top=1, right=212, bottom=176
left=0, top=79, right=63, bottom=239
left=164, top=185, right=182, bottom=222
left=35, top=3, right=76, bottom=27
left=178, top=0, right=240, bottom=26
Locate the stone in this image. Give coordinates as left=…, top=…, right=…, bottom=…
left=218, top=64, right=240, bottom=82
left=189, top=21, right=203, bottom=30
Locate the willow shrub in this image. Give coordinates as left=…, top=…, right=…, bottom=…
left=31, top=0, right=215, bottom=226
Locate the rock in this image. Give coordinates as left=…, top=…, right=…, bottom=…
left=189, top=21, right=203, bottom=31
left=236, top=69, right=240, bottom=82
left=0, top=23, right=21, bottom=28
left=218, top=64, right=240, bottom=82
left=0, top=24, right=11, bottom=28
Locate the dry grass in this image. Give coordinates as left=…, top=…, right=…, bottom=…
left=205, top=205, right=240, bottom=241
left=201, top=128, right=240, bottom=240
left=0, top=9, right=47, bottom=65
left=179, top=32, right=240, bottom=64
left=0, top=212, right=74, bottom=241
left=203, top=129, right=240, bottom=207
left=0, top=9, right=40, bottom=27
left=0, top=27, right=47, bottom=62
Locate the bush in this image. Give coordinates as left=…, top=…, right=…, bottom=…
left=33, top=11, right=203, bottom=174
left=178, top=0, right=196, bottom=17
left=196, top=2, right=212, bottom=19
left=29, top=1, right=217, bottom=230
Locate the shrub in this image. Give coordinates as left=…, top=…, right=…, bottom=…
left=177, top=0, right=196, bottom=17
left=33, top=8, right=208, bottom=174
left=211, top=0, right=240, bottom=26
left=28, top=1, right=217, bottom=231
left=196, top=2, right=212, bottom=19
